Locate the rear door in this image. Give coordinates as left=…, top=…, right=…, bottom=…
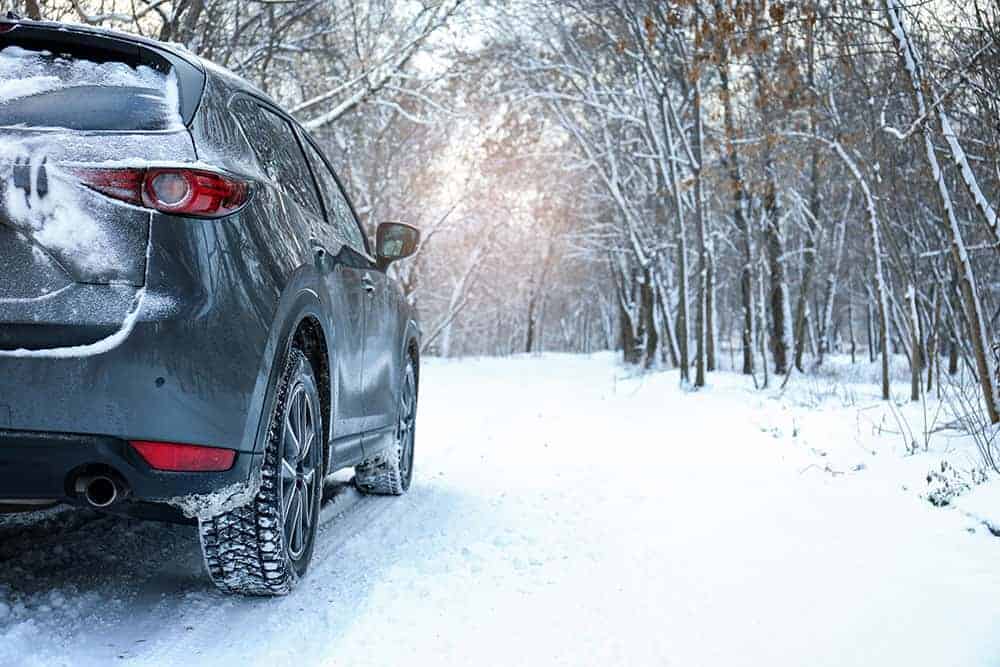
left=360, top=259, right=399, bottom=434
left=294, top=133, right=371, bottom=442
left=297, top=138, right=392, bottom=442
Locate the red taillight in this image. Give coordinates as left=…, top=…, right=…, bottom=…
left=0, top=23, right=18, bottom=34
left=69, top=166, right=249, bottom=218
left=71, top=168, right=144, bottom=202
left=130, top=441, right=237, bottom=472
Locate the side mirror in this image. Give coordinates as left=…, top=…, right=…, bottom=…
left=375, top=222, right=420, bottom=270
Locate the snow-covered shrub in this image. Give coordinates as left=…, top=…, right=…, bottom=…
left=925, top=460, right=988, bottom=507
left=943, top=370, right=1000, bottom=474
left=792, top=373, right=860, bottom=409
left=809, top=354, right=911, bottom=386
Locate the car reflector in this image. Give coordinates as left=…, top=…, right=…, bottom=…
left=130, top=440, right=236, bottom=472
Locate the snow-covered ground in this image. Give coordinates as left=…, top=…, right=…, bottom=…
left=2, top=353, right=1000, bottom=666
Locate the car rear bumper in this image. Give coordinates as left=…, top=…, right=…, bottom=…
left=0, top=428, right=262, bottom=520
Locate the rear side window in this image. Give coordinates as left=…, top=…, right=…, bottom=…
left=0, top=45, right=182, bottom=131
left=300, top=139, right=367, bottom=252
left=232, top=98, right=323, bottom=219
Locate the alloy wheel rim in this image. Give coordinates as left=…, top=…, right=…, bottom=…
left=280, top=382, right=319, bottom=561
left=397, top=368, right=416, bottom=483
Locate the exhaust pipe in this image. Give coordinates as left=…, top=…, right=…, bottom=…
left=74, top=473, right=129, bottom=508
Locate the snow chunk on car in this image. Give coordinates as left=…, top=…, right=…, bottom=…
left=0, top=45, right=183, bottom=131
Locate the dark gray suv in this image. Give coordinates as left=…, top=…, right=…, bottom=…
left=0, top=18, right=421, bottom=595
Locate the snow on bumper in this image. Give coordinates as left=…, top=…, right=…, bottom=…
left=164, top=475, right=261, bottom=521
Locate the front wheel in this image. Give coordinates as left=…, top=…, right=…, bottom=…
left=355, top=357, right=417, bottom=495
left=198, top=348, right=324, bottom=596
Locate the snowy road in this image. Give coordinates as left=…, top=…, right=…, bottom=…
left=3, top=354, right=1000, bottom=666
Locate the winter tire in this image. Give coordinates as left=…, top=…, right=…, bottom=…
left=355, top=357, right=417, bottom=495
left=198, top=348, right=324, bottom=596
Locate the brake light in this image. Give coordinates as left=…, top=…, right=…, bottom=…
left=131, top=440, right=237, bottom=472
left=69, top=167, right=249, bottom=218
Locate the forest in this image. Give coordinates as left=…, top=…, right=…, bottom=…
left=13, top=1, right=998, bottom=406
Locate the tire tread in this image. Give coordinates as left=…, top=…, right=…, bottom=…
left=197, top=349, right=309, bottom=596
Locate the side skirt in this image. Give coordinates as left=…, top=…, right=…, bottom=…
left=328, top=432, right=364, bottom=472
left=327, top=424, right=396, bottom=474
left=361, top=425, right=396, bottom=460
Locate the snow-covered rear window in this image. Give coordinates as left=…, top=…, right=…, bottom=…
left=0, top=45, right=182, bottom=131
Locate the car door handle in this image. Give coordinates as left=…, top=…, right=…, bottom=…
left=361, top=274, right=376, bottom=293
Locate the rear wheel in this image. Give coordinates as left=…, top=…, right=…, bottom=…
left=198, top=348, right=323, bottom=596
left=355, top=357, right=417, bottom=495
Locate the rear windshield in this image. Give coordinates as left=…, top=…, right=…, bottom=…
left=0, top=45, right=182, bottom=131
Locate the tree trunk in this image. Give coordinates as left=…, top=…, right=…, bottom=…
left=717, top=54, right=754, bottom=375
left=824, top=140, right=890, bottom=398
left=793, top=17, right=822, bottom=373
left=927, top=286, right=941, bottom=393
left=640, top=268, right=657, bottom=369
left=612, top=255, right=640, bottom=365
left=908, top=285, right=921, bottom=401
left=818, top=200, right=848, bottom=365
left=693, top=82, right=709, bottom=388
left=661, top=97, right=690, bottom=383
left=655, top=275, right=680, bottom=367
left=849, top=299, right=857, bottom=364
left=764, top=201, right=790, bottom=376
left=707, top=250, right=717, bottom=372
left=753, top=64, right=790, bottom=376
left=865, top=302, right=875, bottom=363
left=757, top=252, right=771, bottom=389
left=524, top=295, right=537, bottom=354
left=878, top=291, right=890, bottom=400
left=23, top=0, right=41, bottom=20
left=619, top=296, right=638, bottom=364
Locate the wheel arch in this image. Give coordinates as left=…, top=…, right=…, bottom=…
left=401, top=317, right=421, bottom=392
left=243, top=283, right=337, bottom=462
left=291, top=315, right=332, bottom=471
left=406, top=331, right=420, bottom=395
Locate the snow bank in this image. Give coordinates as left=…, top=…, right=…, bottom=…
left=954, top=482, right=1000, bottom=535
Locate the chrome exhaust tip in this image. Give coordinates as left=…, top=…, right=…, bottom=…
left=74, top=473, right=129, bottom=509
left=84, top=476, right=117, bottom=508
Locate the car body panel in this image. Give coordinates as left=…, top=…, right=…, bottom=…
left=329, top=250, right=371, bottom=438
left=363, top=269, right=400, bottom=433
